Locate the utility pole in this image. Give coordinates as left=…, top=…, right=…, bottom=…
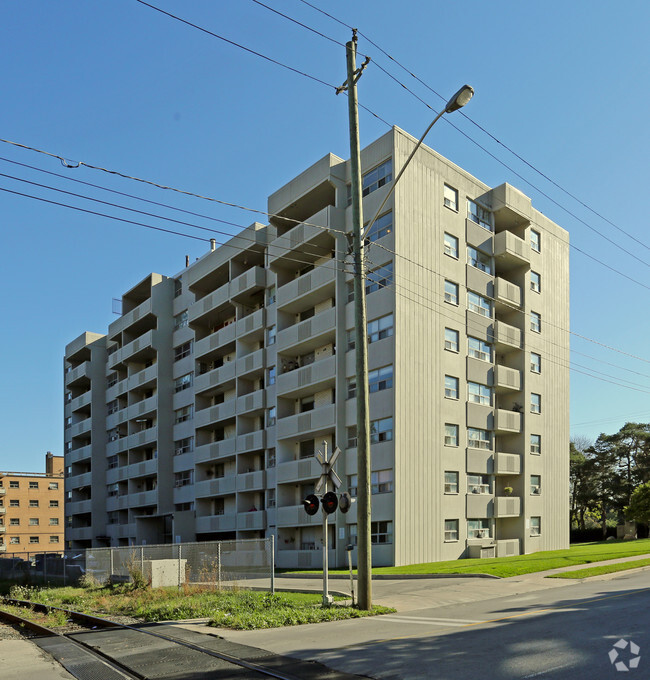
left=343, top=30, right=372, bottom=610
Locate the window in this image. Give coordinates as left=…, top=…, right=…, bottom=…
left=174, top=341, right=193, bottom=361
left=107, top=399, right=119, bottom=415
left=346, top=426, right=357, bottom=449
left=299, top=440, right=315, bottom=459
left=174, top=405, right=193, bottom=424
left=174, top=311, right=188, bottom=329
left=369, top=366, right=393, bottom=393
left=445, top=375, right=459, bottom=399
left=467, top=200, right=492, bottom=231
left=468, top=246, right=493, bottom=274
left=267, top=448, right=276, bottom=468
left=445, top=423, right=459, bottom=447
left=531, top=393, right=541, bottom=414
left=49, top=518, right=59, bottom=526
left=366, top=262, right=393, bottom=295
left=49, top=500, right=59, bottom=508
left=367, top=314, right=394, bottom=344
left=531, top=230, right=541, bottom=252
left=29, top=518, right=39, bottom=526
left=443, top=184, right=458, bottom=211
left=174, top=437, right=194, bottom=455
left=9, top=481, right=19, bottom=489
left=174, top=470, right=194, bottom=488
left=444, top=471, right=459, bottom=494
left=9, top=518, right=19, bottom=526
left=107, top=372, right=118, bottom=388
left=468, top=382, right=492, bottom=406
left=29, top=481, right=39, bottom=490
left=468, top=474, right=490, bottom=494
left=266, top=407, right=276, bottom=427
left=371, top=520, right=393, bottom=544
left=29, top=536, right=40, bottom=544
left=531, top=311, right=541, bottom=333
left=266, top=285, right=276, bottom=306
left=266, top=325, right=277, bottom=346
left=444, top=328, right=459, bottom=352
left=468, top=336, right=491, bottom=362
left=468, top=427, right=491, bottom=450
left=444, top=232, right=459, bottom=258
left=530, top=475, right=541, bottom=495
left=444, top=280, right=459, bottom=305
left=50, top=536, right=60, bottom=544
left=530, top=434, right=541, bottom=455
left=29, top=500, right=39, bottom=508
left=174, top=278, right=182, bottom=297
left=444, top=519, right=459, bottom=542
left=267, top=366, right=276, bottom=386
left=530, top=271, right=541, bottom=293
left=174, top=373, right=193, bottom=392
left=348, top=470, right=393, bottom=496
left=107, top=455, right=118, bottom=469
left=107, top=483, right=119, bottom=497
left=10, top=536, right=20, bottom=544
left=468, top=291, right=492, bottom=318
left=362, top=159, right=392, bottom=198
left=9, top=500, right=19, bottom=507
left=530, top=516, right=541, bottom=536
left=267, top=488, right=276, bottom=508
left=365, top=212, right=393, bottom=243
left=370, top=417, right=393, bottom=444
left=531, top=352, right=541, bottom=373
left=468, top=519, right=490, bottom=539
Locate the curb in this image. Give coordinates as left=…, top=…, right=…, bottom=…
left=277, top=572, right=501, bottom=580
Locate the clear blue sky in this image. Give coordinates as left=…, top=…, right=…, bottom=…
left=1, top=1, right=648, bottom=472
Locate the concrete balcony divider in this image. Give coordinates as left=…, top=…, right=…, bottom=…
left=495, top=452, right=521, bottom=475
left=194, top=361, right=237, bottom=394
left=495, top=409, right=522, bottom=433
left=276, top=355, right=336, bottom=398
left=494, top=364, right=521, bottom=391
left=276, top=404, right=336, bottom=440
left=194, top=475, right=238, bottom=498
left=194, top=401, right=237, bottom=430
left=276, top=307, right=336, bottom=353
left=195, top=514, right=237, bottom=533
left=109, top=297, right=153, bottom=336
left=237, top=470, right=266, bottom=491
left=495, top=495, right=521, bottom=517
left=237, top=430, right=266, bottom=452
left=277, top=263, right=337, bottom=309
left=276, top=457, right=321, bottom=484
left=194, top=438, right=237, bottom=464
left=237, top=510, right=266, bottom=531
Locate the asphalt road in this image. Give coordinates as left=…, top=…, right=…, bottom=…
left=219, top=570, right=650, bottom=679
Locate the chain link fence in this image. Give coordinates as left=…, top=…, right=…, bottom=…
left=0, top=537, right=275, bottom=591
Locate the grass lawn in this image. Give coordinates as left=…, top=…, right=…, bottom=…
left=547, top=558, right=650, bottom=580
left=285, top=539, right=650, bottom=579
left=2, top=584, right=394, bottom=630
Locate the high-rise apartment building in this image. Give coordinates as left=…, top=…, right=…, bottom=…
left=0, top=453, right=64, bottom=554
left=64, top=127, right=569, bottom=568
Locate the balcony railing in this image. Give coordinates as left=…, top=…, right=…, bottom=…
left=276, top=404, right=336, bottom=440
left=276, top=307, right=336, bottom=353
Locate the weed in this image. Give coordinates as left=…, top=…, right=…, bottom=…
left=9, top=584, right=40, bottom=601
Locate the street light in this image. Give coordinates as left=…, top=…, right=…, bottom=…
left=362, top=84, right=474, bottom=239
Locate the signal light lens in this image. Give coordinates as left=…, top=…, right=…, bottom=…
left=303, top=494, right=320, bottom=516
left=321, top=491, right=339, bottom=514
left=339, top=491, right=352, bottom=514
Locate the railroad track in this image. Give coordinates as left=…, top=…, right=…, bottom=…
left=0, top=598, right=362, bottom=680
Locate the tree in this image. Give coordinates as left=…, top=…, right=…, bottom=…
left=570, top=440, right=595, bottom=529
left=625, top=482, right=650, bottom=525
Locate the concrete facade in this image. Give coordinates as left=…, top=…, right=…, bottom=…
left=64, top=127, right=570, bottom=567
left=0, top=453, right=65, bottom=554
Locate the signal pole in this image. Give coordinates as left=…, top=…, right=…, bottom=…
left=344, top=30, right=372, bottom=611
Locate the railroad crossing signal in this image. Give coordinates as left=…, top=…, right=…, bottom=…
left=321, top=491, right=338, bottom=514
left=339, top=491, right=352, bottom=513
left=314, top=446, right=342, bottom=494
left=303, top=494, right=319, bottom=516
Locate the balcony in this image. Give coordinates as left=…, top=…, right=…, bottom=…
left=276, top=355, right=336, bottom=399
left=237, top=390, right=265, bottom=416
left=108, top=330, right=154, bottom=369
left=494, top=409, right=522, bottom=433
left=236, top=308, right=264, bottom=340
left=492, top=320, right=522, bottom=352
left=68, top=471, right=92, bottom=489
left=236, top=349, right=264, bottom=378
left=67, top=499, right=93, bottom=515
left=276, top=307, right=336, bottom=354
left=194, top=401, right=237, bottom=429
left=195, top=361, right=236, bottom=394
left=237, top=510, right=266, bottom=531
left=466, top=492, right=493, bottom=518
left=494, top=230, right=530, bottom=269
left=67, top=527, right=93, bottom=542
left=70, top=391, right=92, bottom=413
left=237, top=470, right=266, bottom=492
left=275, top=548, right=335, bottom=570
left=495, top=495, right=521, bottom=518
left=188, top=282, right=230, bottom=326
left=194, top=324, right=237, bottom=360
left=127, top=425, right=158, bottom=449
left=494, top=277, right=522, bottom=309
left=128, top=395, right=158, bottom=420
left=276, top=504, right=323, bottom=527
left=277, top=263, right=337, bottom=311
left=237, top=430, right=266, bottom=453
left=194, top=438, right=237, bottom=464
left=194, top=476, right=237, bottom=498
left=69, top=417, right=92, bottom=439
left=495, top=452, right=521, bottom=475
left=231, top=266, right=266, bottom=301
left=490, top=183, right=532, bottom=229
left=129, top=490, right=158, bottom=508
left=196, top=514, right=237, bottom=534
left=276, top=404, right=336, bottom=440
left=109, top=297, right=153, bottom=336
left=65, top=362, right=91, bottom=388
left=129, top=458, right=158, bottom=479
left=276, top=457, right=320, bottom=484
left=496, top=539, right=521, bottom=557
left=494, top=364, right=521, bottom=391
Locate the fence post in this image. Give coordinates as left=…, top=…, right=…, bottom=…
left=43, top=552, right=47, bottom=587
left=177, top=544, right=182, bottom=590
left=110, top=547, right=114, bottom=579
left=217, top=542, right=221, bottom=590
left=270, top=535, right=275, bottom=594
left=140, top=546, right=144, bottom=576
